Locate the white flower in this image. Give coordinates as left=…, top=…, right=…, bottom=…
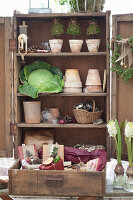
left=125, top=122, right=133, bottom=140
left=107, top=120, right=117, bottom=138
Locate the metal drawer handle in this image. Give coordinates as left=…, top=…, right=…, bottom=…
left=46, top=175, right=63, bottom=187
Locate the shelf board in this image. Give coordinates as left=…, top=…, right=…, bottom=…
left=17, top=123, right=106, bottom=128
left=16, top=52, right=107, bottom=57
left=16, top=12, right=108, bottom=19
left=17, top=92, right=107, bottom=97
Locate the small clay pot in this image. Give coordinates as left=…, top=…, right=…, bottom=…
left=69, top=40, right=83, bottom=53
left=64, top=69, right=82, bottom=88
left=23, top=101, right=41, bottom=123
left=63, top=87, right=82, bottom=93
left=114, top=164, right=124, bottom=176
left=48, top=108, right=60, bottom=123
left=49, top=39, right=63, bottom=53
left=84, top=85, right=102, bottom=93
left=86, top=39, right=100, bottom=52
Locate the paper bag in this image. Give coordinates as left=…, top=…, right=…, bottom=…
left=43, top=144, right=64, bottom=162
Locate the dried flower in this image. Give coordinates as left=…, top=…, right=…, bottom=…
left=107, top=120, right=117, bottom=138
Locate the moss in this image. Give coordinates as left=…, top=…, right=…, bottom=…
left=51, top=19, right=64, bottom=38
left=86, top=19, right=100, bottom=37
left=66, top=19, right=81, bottom=39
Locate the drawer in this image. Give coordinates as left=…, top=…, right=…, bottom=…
left=8, top=161, right=105, bottom=196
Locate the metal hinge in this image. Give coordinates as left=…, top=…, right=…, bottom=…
left=9, top=39, right=16, bottom=51
left=10, top=123, right=17, bottom=136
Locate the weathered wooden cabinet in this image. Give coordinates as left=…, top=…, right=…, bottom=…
left=0, top=10, right=111, bottom=197
left=111, top=13, right=133, bottom=160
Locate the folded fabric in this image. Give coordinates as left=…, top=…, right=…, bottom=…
left=87, top=158, right=100, bottom=172
left=64, top=147, right=107, bottom=171
left=39, top=159, right=64, bottom=170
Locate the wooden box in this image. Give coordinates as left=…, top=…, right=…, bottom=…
left=0, top=11, right=111, bottom=197
left=9, top=160, right=105, bottom=196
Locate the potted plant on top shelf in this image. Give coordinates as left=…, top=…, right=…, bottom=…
left=66, top=19, right=83, bottom=53
left=86, top=18, right=100, bottom=52
left=56, top=0, right=105, bottom=13
left=49, top=18, right=64, bottom=53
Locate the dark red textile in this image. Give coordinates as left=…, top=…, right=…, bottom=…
left=64, top=147, right=107, bottom=171
left=39, top=159, right=64, bottom=170
left=38, top=147, right=43, bottom=159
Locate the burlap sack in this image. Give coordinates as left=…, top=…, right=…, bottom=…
left=24, top=129, right=54, bottom=150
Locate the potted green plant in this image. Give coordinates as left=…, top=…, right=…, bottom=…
left=66, top=19, right=83, bottom=53
left=86, top=19, right=100, bottom=52
left=49, top=18, right=64, bottom=53
left=56, top=0, right=105, bottom=13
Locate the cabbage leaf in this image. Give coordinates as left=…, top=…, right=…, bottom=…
left=18, top=84, right=39, bottom=98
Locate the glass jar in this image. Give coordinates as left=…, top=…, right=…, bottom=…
left=124, top=166, right=133, bottom=192
left=113, top=164, right=125, bottom=189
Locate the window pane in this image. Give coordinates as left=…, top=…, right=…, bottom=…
left=30, top=0, right=48, bottom=8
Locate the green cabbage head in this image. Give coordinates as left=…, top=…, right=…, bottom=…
left=18, top=61, right=64, bottom=98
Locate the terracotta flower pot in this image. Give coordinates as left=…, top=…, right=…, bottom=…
left=84, top=69, right=102, bottom=93
left=64, top=69, right=82, bottom=88
left=23, top=101, right=41, bottom=123
left=49, top=39, right=63, bottom=53
left=86, top=39, right=100, bottom=52
left=48, top=108, right=60, bottom=123
left=69, top=40, right=83, bottom=53
left=63, top=87, right=82, bottom=93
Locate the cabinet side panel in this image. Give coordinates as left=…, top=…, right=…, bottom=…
left=0, top=22, right=6, bottom=156
left=0, top=18, right=12, bottom=157
left=112, top=15, right=133, bottom=159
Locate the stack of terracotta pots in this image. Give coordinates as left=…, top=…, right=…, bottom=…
left=84, top=69, right=102, bottom=93
left=63, top=69, right=82, bottom=93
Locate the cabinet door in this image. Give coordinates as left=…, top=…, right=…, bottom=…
left=111, top=14, right=133, bottom=159
left=0, top=17, right=12, bottom=157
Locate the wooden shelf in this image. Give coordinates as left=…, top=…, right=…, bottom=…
left=17, top=92, right=107, bottom=97
left=16, top=52, right=107, bottom=57
left=16, top=12, right=108, bottom=19
left=17, top=123, right=106, bottom=128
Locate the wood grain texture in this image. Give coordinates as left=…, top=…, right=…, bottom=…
left=0, top=196, right=12, bottom=200
left=9, top=170, right=38, bottom=195
left=9, top=160, right=104, bottom=196
left=0, top=21, right=6, bottom=153
left=0, top=18, right=12, bottom=156
left=17, top=92, right=107, bottom=97
left=105, top=11, right=110, bottom=159
left=0, top=17, right=13, bottom=157
left=15, top=12, right=107, bottom=19
left=111, top=14, right=133, bottom=159
left=16, top=52, right=107, bottom=57
left=37, top=170, right=103, bottom=196
left=17, top=123, right=106, bottom=128
left=5, top=17, right=12, bottom=157
left=10, top=12, right=109, bottom=196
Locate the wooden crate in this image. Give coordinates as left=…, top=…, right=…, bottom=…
left=9, top=160, right=104, bottom=196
